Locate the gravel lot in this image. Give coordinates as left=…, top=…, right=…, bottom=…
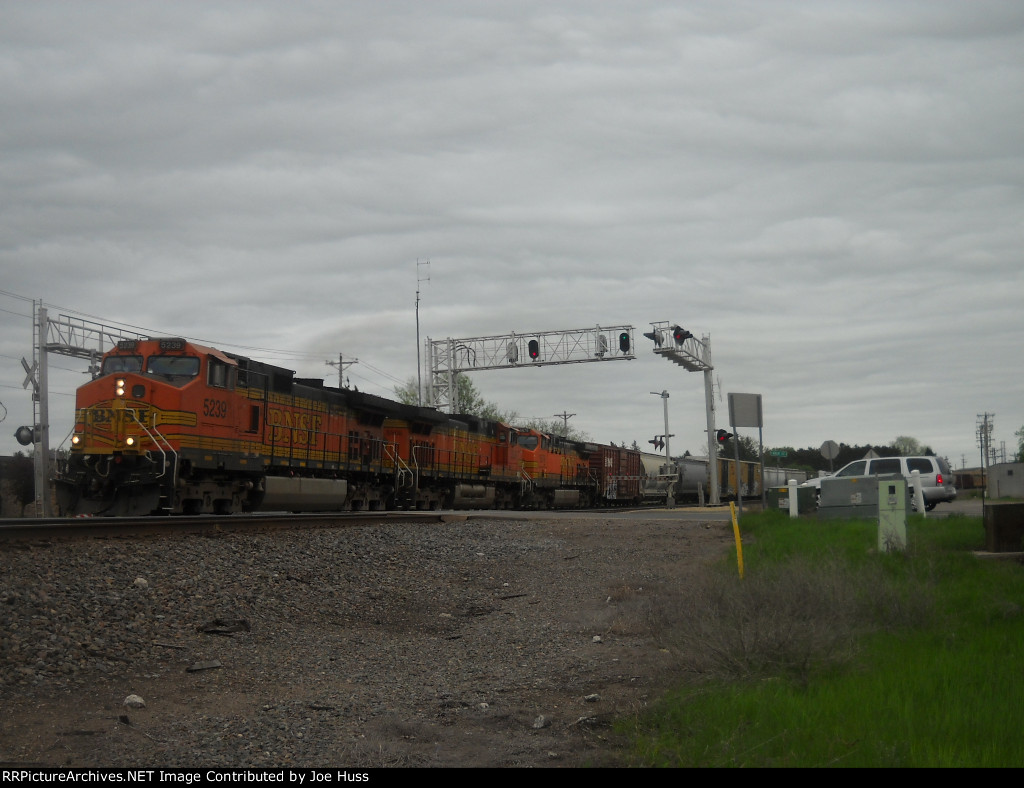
left=0, top=514, right=734, bottom=768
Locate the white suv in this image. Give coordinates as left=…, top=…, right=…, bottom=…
left=800, top=456, right=957, bottom=511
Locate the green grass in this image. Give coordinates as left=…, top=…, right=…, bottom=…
left=621, top=510, right=1024, bottom=767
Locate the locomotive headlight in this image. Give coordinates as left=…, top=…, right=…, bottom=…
left=115, top=378, right=126, bottom=397
left=124, top=436, right=135, bottom=447
left=71, top=434, right=81, bottom=446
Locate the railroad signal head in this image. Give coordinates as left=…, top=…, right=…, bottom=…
left=528, top=339, right=540, bottom=360
left=643, top=330, right=664, bottom=347
left=619, top=332, right=630, bottom=352
left=672, top=325, right=693, bottom=345
left=14, top=425, right=34, bottom=446
left=716, top=428, right=733, bottom=444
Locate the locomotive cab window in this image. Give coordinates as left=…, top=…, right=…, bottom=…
left=208, top=357, right=236, bottom=390
left=147, top=355, right=201, bottom=381
left=517, top=435, right=539, bottom=451
left=102, top=355, right=143, bottom=375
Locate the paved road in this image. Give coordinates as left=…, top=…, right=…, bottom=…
left=931, top=496, right=984, bottom=518
left=452, top=495, right=989, bottom=523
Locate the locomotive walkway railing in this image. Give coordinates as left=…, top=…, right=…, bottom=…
left=125, top=406, right=175, bottom=481
left=384, top=442, right=415, bottom=500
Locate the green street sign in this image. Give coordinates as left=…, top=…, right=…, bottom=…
left=768, top=449, right=788, bottom=457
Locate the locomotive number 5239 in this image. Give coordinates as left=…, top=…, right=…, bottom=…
left=203, top=398, right=228, bottom=418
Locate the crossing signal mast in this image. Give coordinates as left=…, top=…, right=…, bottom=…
left=644, top=320, right=722, bottom=505
left=425, top=325, right=635, bottom=413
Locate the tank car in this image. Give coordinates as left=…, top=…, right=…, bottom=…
left=638, top=453, right=807, bottom=504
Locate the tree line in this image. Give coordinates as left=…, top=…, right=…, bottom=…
left=396, top=376, right=1024, bottom=470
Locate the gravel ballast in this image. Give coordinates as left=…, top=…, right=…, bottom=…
left=0, top=515, right=733, bottom=768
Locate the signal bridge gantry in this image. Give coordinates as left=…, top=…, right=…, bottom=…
left=425, top=325, right=635, bottom=413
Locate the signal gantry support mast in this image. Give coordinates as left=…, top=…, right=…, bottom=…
left=425, top=325, right=635, bottom=414
left=643, top=321, right=720, bottom=505
left=18, top=301, right=143, bottom=516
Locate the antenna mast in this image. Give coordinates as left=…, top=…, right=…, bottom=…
left=415, top=259, right=430, bottom=405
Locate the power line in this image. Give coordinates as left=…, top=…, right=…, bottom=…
left=1, top=288, right=410, bottom=392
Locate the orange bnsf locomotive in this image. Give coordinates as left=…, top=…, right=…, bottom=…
left=54, top=337, right=643, bottom=516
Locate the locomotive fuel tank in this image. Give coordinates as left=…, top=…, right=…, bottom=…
left=257, top=476, right=349, bottom=512
left=451, top=483, right=496, bottom=509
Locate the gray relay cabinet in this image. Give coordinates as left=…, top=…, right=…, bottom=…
left=818, top=473, right=909, bottom=520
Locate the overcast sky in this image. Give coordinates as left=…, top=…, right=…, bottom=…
left=2, top=0, right=1022, bottom=468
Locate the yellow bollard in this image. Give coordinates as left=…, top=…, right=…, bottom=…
left=730, top=501, right=744, bottom=579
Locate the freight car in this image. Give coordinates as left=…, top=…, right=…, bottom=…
left=53, top=338, right=644, bottom=516
left=639, top=453, right=807, bottom=504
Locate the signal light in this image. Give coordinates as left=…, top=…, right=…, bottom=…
left=619, top=332, right=630, bottom=352
left=716, top=428, right=733, bottom=444
left=14, top=426, right=34, bottom=446
left=672, top=325, right=693, bottom=345
left=528, top=339, right=540, bottom=360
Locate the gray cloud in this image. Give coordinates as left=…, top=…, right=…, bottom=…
left=2, top=1, right=1022, bottom=466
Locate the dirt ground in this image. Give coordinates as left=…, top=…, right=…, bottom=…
left=0, top=514, right=736, bottom=768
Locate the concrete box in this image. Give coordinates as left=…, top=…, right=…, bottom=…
left=983, top=502, right=1024, bottom=553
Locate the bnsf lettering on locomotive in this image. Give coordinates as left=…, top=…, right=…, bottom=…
left=271, top=426, right=320, bottom=446
left=203, top=398, right=229, bottom=418
left=87, top=408, right=113, bottom=424
left=84, top=406, right=151, bottom=428
left=267, top=408, right=323, bottom=432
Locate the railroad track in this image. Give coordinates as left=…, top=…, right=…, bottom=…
left=0, top=502, right=714, bottom=542
left=0, top=510, right=472, bottom=541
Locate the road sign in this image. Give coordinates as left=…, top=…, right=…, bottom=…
left=768, top=449, right=788, bottom=458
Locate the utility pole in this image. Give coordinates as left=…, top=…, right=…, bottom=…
left=978, top=412, right=994, bottom=506
left=325, top=354, right=358, bottom=389
left=553, top=411, right=575, bottom=435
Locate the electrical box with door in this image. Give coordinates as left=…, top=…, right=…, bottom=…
left=878, top=478, right=908, bottom=552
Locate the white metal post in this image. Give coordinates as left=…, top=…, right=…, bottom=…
left=35, top=303, right=51, bottom=517
left=704, top=367, right=720, bottom=505
left=650, top=390, right=670, bottom=460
